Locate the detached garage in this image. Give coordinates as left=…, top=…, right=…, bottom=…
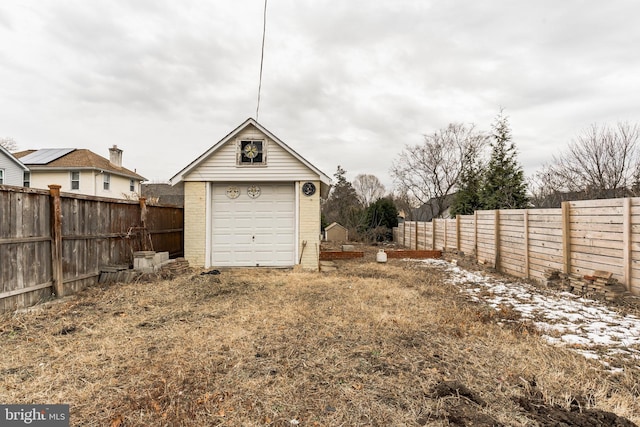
left=171, top=118, right=331, bottom=270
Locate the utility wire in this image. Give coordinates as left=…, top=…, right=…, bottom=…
left=256, top=0, right=268, bottom=121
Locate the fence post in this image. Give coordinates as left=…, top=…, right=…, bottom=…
left=415, top=220, right=419, bottom=250
left=443, top=219, right=448, bottom=251
left=456, top=216, right=461, bottom=252
left=561, top=201, right=571, bottom=275
left=403, top=220, right=407, bottom=248
left=139, top=197, right=151, bottom=251
left=139, top=197, right=148, bottom=226
left=49, top=185, right=64, bottom=298
left=424, top=220, right=428, bottom=250
left=623, top=198, right=631, bottom=290
left=523, top=210, right=530, bottom=279
left=494, top=210, right=500, bottom=271
left=474, top=211, right=478, bottom=262
left=431, top=220, right=436, bottom=250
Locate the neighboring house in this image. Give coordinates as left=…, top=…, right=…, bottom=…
left=412, top=193, right=456, bottom=221
left=0, top=144, right=30, bottom=186
left=324, top=222, right=348, bottom=242
left=171, top=118, right=331, bottom=270
left=14, top=145, right=146, bottom=199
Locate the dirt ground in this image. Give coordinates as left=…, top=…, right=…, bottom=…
left=1, top=244, right=638, bottom=426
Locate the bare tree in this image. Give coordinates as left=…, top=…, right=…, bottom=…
left=389, top=189, right=417, bottom=221
left=391, top=123, right=488, bottom=220
left=528, top=168, right=582, bottom=208
left=352, top=174, right=386, bottom=207
left=534, top=122, right=640, bottom=201
left=0, top=137, right=18, bottom=152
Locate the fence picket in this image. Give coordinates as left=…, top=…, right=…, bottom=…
left=0, top=185, right=184, bottom=312
left=394, top=197, right=640, bottom=295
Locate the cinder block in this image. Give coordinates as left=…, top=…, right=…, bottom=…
left=134, top=257, right=155, bottom=270
left=134, top=251, right=156, bottom=258
left=341, top=245, right=355, bottom=252
left=153, top=252, right=169, bottom=265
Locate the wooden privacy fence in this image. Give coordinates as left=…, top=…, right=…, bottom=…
left=395, top=197, right=640, bottom=295
left=0, top=185, right=184, bottom=313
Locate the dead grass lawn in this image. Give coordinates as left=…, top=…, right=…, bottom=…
left=1, top=256, right=638, bottom=426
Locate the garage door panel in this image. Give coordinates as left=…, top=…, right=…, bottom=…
left=235, top=218, right=254, bottom=228
left=212, top=253, right=232, bottom=263
left=211, top=183, right=295, bottom=267
left=213, top=236, right=236, bottom=245
left=254, top=239, right=291, bottom=248
left=255, top=207, right=277, bottom=215
left=235, top=200, right=254, bottom=209
left=271, top=234, right=294, bottom=243
left=215, top=217, right=235, bottom=226
left=272, top=220, right=293, bottom=229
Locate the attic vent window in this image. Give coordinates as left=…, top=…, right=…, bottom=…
left=238, top=140, right=266, bottom=165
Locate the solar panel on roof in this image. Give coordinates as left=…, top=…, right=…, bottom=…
left=20, top=148, right=76, bottom=165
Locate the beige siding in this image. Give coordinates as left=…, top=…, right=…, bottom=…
left=184, top=181, right=207, bottom=267
left=326, top=226, right=348, bottom=242
left=179, top=122, right=327, bottom=270
left=30, top=170, right=92, bottom=194
left=184, top=125, right=318, bottom=182
left=299, top=181, right=321, bottom=270
left=95, top=173, right=139, bottom=199
left=28, top=170, right=139, bottom=199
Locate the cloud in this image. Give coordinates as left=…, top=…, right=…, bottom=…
left=38, top=1, right=263, bottom=117
left=2, top=0, right=640, bottom=188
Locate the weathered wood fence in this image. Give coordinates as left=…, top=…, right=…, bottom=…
left=0, top=185, right=183, bottom=312
left=394, top=197, right=640, bottom=295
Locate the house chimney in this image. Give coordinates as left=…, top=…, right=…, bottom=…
left=109, top=145, right=123, bottom=167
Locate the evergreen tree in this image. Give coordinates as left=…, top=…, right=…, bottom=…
left=479, top=110, right=529, bottom=209
left=322, top=165, right=364, bottom=230
left=363, top=197, right=398, bottom=241
left=450, top=144, right=484, bottom=216
left=365, top=198, right=398, bottom=229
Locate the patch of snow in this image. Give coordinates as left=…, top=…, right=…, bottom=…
left=574, top=349, right=601, bottom=360
left=417, top=259, right=640, bottom=371
left=561, top=334, right=592, bottom=345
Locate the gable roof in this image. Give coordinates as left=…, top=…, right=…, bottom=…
left=412, top=193, right=456, bottom=222
left=325, top=222, right=347, bottom=231
left=170, top=118, right=331, bottom=195
left=0, top=144, right=29, bottom=172
left=14, top=148, right=146, bottom=181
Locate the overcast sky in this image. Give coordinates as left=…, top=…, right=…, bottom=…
left=2, top=1, right=639, bottom=190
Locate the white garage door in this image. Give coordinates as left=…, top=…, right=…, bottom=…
left=211, top=183, right=296, bottom=267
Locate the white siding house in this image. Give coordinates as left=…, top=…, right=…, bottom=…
left=14, top=146, right=146, bottom=199
left=171, top=118, right=331, bottom=271
left=0, top=144, right=29, bottom=187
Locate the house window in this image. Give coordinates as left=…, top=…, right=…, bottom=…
left=0, top=169, right=4, bottom=184
left=70, top=171, right=80, bottom=190
left=129, top=179, right=135, bottom=192
left=103, top=173, right=111, bottom=190
left=238, top=140, right=266, bottom=165
left=23, top=172, right=30, bottom=187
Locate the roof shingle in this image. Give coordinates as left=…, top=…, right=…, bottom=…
left=14, top=149, right=146, bottom=180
